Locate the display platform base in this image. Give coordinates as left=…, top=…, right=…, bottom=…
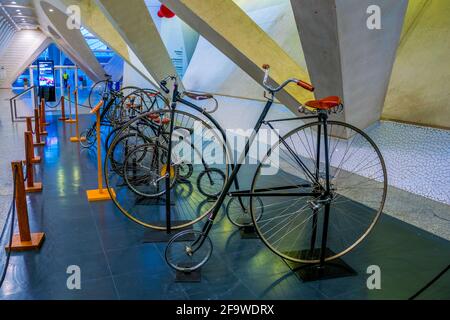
left=134, top=196, right=174, bottom=206
left=86, top=188, right=115, bottom=202
left=22, top=156, right=41, bottom=164
left=5, top=232, right=45, bottom=252
left=284, top=248, right=357, bottom=282
left=40, top=131, right=48, bottom=136
left=142, top=219, right=194, bottom=243
left=25, top=182, right=43, bottom=193
left=32, top=156, right=41, bottom=164
left=33, top=141, right=45, bottom=147
left=239, top=225, right=259, bottom=239
left=66, top=118, right=76, bottom=124
left=175, top=268, right=202, bottom=283
left=70, top=136, right=86, bottom=143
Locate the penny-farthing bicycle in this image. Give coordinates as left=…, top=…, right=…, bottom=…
left=165, top=65, right=388, bottom=272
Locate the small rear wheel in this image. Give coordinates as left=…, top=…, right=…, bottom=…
left=165, top=230, right=213, bottom=272
left=226, top=196, right=263, bottom=227
left=80, top=128, right=96, bottom=148
left=177, top=163, right=193, bottom=182
left=197, top=168, right=226, bottom=198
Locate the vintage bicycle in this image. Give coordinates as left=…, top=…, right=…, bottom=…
left=164, top=65, right=388, bottom=272
left=103, top=78, right=233, bottom=230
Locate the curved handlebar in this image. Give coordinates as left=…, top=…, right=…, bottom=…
left=297, top=80, right=314, bottom=92
left=160, top=80, right=170, bottom=94
left=262, top=64, right=314, bottom=93
left=159, top=75, right=177, bottom=94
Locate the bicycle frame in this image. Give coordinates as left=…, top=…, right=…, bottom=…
left=188, top=91, right=333, bottom=261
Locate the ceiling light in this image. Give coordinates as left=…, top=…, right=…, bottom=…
left=16, top=9, right=20, bottom=12
left=18, top=12, right=22, bottom=15
left=49, top=9, right=54, bottom=12
left=11, top=2, right=17, bottom=4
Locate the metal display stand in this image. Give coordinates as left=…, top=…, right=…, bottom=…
left=284, top=207, right=357, bottom=282
left=141, top=94, right=194, bottom=244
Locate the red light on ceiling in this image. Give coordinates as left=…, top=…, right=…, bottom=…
left=158, top=4, right=175, bottom=18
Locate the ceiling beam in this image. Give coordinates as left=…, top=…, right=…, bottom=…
left=96, top=0, right=182, bottom=89
left=160, top=0, right=314, bottom=113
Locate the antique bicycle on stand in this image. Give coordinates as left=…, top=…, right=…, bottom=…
left=104, top=76, right=236, bottom=230
left=80, top=85, right=164, bottom=149
left=164, top=64, right=388, bottom=274
left=88, top=74, right=115, bottom=108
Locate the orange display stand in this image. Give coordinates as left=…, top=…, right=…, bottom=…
left=40, top=98, right=49, bottom=126
left=39, top=99, right=48, bottom=136
left=26, top=117, right=42, bottom=162
left=86, top=101, right=115, bottom=201
left=59, top=96, right=68, bottom=121
left=70, top=89, right=86, bottom=143
left=65, top=85, right=76, bottom=124
left=5, top=161, right=45, bottom=252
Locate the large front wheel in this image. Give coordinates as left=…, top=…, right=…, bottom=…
left=250, top=121, right=387, bottom=264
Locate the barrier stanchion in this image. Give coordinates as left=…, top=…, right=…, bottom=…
left=24, top=131, right=43, bottom=193
left=33, top=108, right=45, bottom=147
left=59, top=95, right=68, bottom=121
left=40, top=98, right=49, bottom=126
left=24, top=123, right=41, bottom=163
left=70, top=89, right=86, bottom=143
left=39, top=99, right=48, bottom=136
left=66, top=85, right=76, bottom=123
left=26, top=116, right=33, bottom=133
left=25, top=116, right=41, bottom=158
left=5, top=161, right=45, bottom=252
left=86, top=101, right=115, bottom=201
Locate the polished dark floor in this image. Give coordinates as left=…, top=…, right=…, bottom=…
left=0, top=115, right=449, bottom=300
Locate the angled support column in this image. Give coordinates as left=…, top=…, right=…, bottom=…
left=160, top=0, right=314, bottom=112
left=38, top=1, right=105, bottom=81
left=57, top=0, right=158, bottom=87
left=290, top=0, right=408, bottom=129
left=95, top=0, right=181, bottom=88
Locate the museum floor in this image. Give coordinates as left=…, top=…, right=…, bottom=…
left=0, top=90, right=449, bottom=300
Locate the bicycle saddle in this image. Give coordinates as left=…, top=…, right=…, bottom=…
left=304, top=96, right=342, bottom=110
left=184, top=91, right=214, bottom=101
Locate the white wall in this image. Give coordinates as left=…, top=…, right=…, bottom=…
left=0, top=30, right=51, bottom=88
left=122, top=46, right=158, bottom=89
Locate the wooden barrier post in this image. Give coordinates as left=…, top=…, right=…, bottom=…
left=59, top=95, right=68, bottom=121
left=86, top=101, right=115, bottom=201
left=39, top=99, right=48, bottom=136
left=33, top=108, right=45, bottom=147
left=66, top=85, right=76, bottom=123
left=40, top=98, right=49, bottom=126
left=70, top=89, right=86, bottom=143
left=5, top=161, right=45, bottom=252
left=24, top=131, right=43, bottom=193
left=26, top=116, right=33, bottom=133
left=24, top=121, right=41, bottom=163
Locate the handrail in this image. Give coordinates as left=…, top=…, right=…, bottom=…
left=9, top=85, right=36, bottom=101
left=9, top=86, right=38, bottom=122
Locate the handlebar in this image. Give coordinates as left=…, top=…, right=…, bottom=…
left=159, top=75, right=176, bottom=94
left=262, top=64, right=314, bottom=93
left=160, top=80, right=170, bottom=94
